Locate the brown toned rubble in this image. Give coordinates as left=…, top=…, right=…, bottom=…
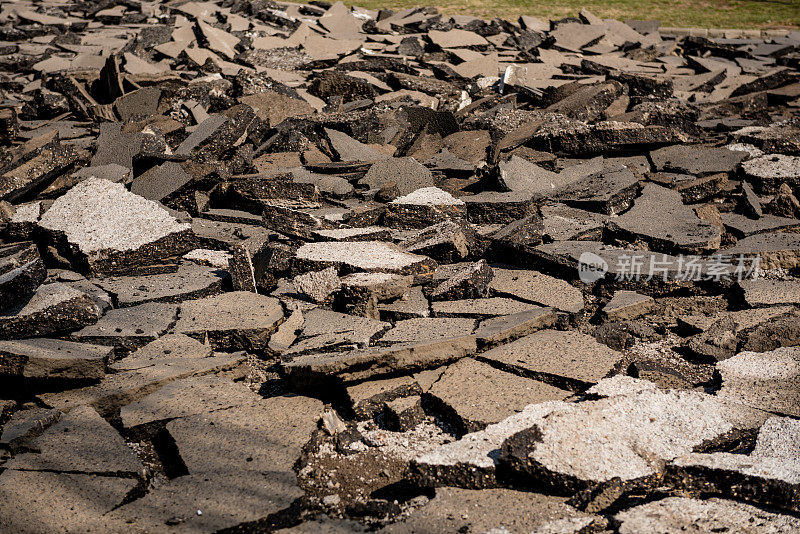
left=0, top=1, right=799, bottom=532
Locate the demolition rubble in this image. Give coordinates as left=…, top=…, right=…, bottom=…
left=0, top=0, right=799, bottom=532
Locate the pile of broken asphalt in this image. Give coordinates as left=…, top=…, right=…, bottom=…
left=1, top=0, right=800, bottom=532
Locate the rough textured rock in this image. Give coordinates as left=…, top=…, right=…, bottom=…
left=501, top=389, right=766, bottom=491
left=738, top=279, right=800, bottom=306
left=1, top=3, right=799, bottom=532
left=71, top=301, right=177, bottom=352
left=615, top=497, right=800, bottom=534
left=413, top=401, right=567, bottom=488
left=0, top=282, right=102, bottom=340
left=0, top=471, right=137, bottom=534
left=284, top=335, right=477, bottom=385
left=478, top=330, right=623, bottom=391
left=4, top=405, right=144, bottom=475
left=489, top=267, right=584, bottom=313
left=37, top=178, right=194, bottom=275
left=426, top=358, right=571, bottom=434
left=0, top=243, right=46, bottom=314
left=715, top=346, right=800, bottom=417
left=608, top=184, right=722, bottom=254
left=602, top=290, right=654, bottom=320
left=94, top=262, right=226, bottom=306
left=174, top=292, right=284, bottom=351
left=295, top=241, right=436, bottom=276
left=670, top=416, right=800, bottom=513
left=0, top=338, right=111, bottom=381
left=382, top=487, right=599, bottom=533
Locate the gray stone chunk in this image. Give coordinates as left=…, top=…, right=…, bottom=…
left=741, top=154, right=800, bottom=193
left=479, top=329, right=623, bottom=391
left=39, top=351, right=245, bottom=417
left=670, top=416, right=800, bottom=513
left=293, top=267, right=341, bottom=304
left=113, top=471, right=301, bottom=533
left=228, top=243, right=257, bottom=292
left=167, top=394, right=322, bottom=474
left=0, top=282, right=102, bottom=340
left=430, top=260, right=493, bottom=301
left=497, top=155, right=566, bottom=196
left=0, top=243, right=46, bottom=314
left=174, top=115, right=229, bottom=157
left=0, top=471, right=137, bottom=534
left=602, top=290, right=654, bottom=320
left=71, top=301, right=178, bottom=351
left=130, top=161, right=193, bottom=202
left=501, top=389, right=766, bottom=490
left=72, top=164, right=131, bottom=184
left=295, top=241, right=436, bottom=276
left=541, top=203, right=608, bottom=241
left=586, top=375, right=658, bottom=398
left=5, top=405, right=143, bottom=475
left=534, top=240, right=708, bottom=288
left=114, top=87, right=161, bottom=121
left=740, top=181, right=763, bottom=219
left=284, top=335, right=477, bottom=385
left=413, top=401, right=567, bottom=488
left=723, top=232, right=800, bottom=269
left=380, top=318, right=475, bottom=343
left=37, top=178, right=194, bottom=275
left=0, top=406, right=60, bottom=449
left=432, top=297, right=542, bottom=318
left=385, top=187, right=466, bottom=229
left=738, top=279, right=800, bottom=306
left=615, top=497, right=800, bottom=534
left=546, top=81, right=625, bottom=123
left=94, top=262, right=226, bottom=306
left=428, top=358, right=571, bottom=434
left=428, top=28, right=489, bottom=47
left=609, top=183, right=721, bottom=254
left=192, top=218, right=270, bottom=250
left=463, top=191, right=536, bottom=224
left=304, top=305, right=387, bottom=335
left=400, top=220, right=473, bottom=263
left=716, top=346, right=800, bottom=417
left=475, top=307, right=558, bottom=347
left=120, top=374, right=258, bottom=428
left=0, top=138, right=78, bottom=201
left=110, top=333, right=213, bottom=371
left=681, top=306, right=798, bottom=361
left=649, top=144, right=747, bottom=175
left=556, top=166, right=640, bottom=215
left=378, top=285, right=431, bottom=320
left=174, top=291, right=284, bottom=351
left=346, top=375, right=421, bottom=419
left=489, top=267, right=584, bottom=313
left=647, top=172, right=727, bottom=204
left=0, top=338, right=111, bottom=380
left=339, top=272, right=413, bottom=302
left=384, top=395, right=425, bottom=431
left=529, top=121, right=687, bottom=157
left=720, top=212, right=800, bottom=237
left=91, top=123, right=142, bottom=169
left=361, top=157, right=435, bottom=196
left=268, top=308, right=304, bottom=353
left=295, top=170, right=355, bottom=200
left=382, top=487, right=597, bottom=534
left=326, top=128, right=389, bottom=162
left=313, top=226, right=392, bottom=242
